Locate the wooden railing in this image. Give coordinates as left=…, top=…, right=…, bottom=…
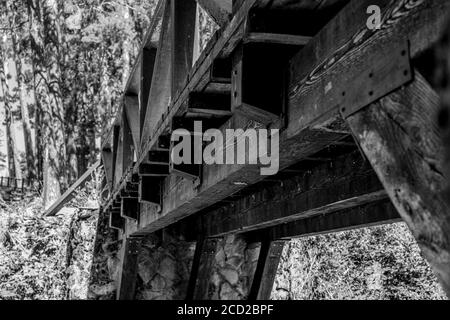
left=0, top=177, right=33, bottom=191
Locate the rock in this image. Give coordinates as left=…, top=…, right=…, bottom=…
left=159, top=256, right=177, bottom=281
left=139, top=290, right=163, bottom=300
left=150, top=274, right=167, bottom=292
left=220, top=268, right=239, bottom=285
left=89, top=282, right=116, bottom=296
left=138, top=257, right=158, bottom=285
left=219, top=282, right=240, bottom=300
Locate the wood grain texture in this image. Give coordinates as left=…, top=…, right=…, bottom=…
left=116, top=238, right=141, bottom=300
left=194, top=151, right=386, bottom=238
left=248, top=240, right=286, bottom=300
left=347, top=72, right=450, bottom=296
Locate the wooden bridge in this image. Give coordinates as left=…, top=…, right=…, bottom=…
left=96, top=0, right=450, bottom=300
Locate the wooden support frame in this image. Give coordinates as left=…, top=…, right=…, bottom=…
left=116, top=238, right=141, bottom=300
left=139, top=176, right=163, bottom=206
left=140, top=46, right=158, bottom=138
left=191, top=151, right=388, bottom=238
left=121, top=198, right=140, bottom=221
left=249, top=199, right=401, bottom=241
left=186, top=238, right=220, bottom=300
left=124, top=95, right=140, bottom=150
left=109, top=209, right=124, bottom=231
left=346, top=71, right=450, bottom=296
left=248, top=240, right=286, bottom=300
left=172, top=0, right=198, bottom=98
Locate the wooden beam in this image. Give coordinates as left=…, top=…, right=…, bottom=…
left=126, top=0, right=448, bottom=238
left=248, top=240, right=286, bottom=300
left=122, top=111, right=135, bottom=173
left=243, top=33, right=311, bottom=46
left=140, top=0, right=173, bottom=150
left=124, top=95, right=140, bottom=150
left=44, top=161, right=101, bottom=216
left=186, top=237, right=205, bottom=300
left=188, top=238, right=220, bottom=300
left=196, top=0, right=232, bottom=27
left=139, top=176, right=163, bottom=206
left=250, top=199, right=401, bottom=241
left=138, top=163, right=170, bottom=177
left=172, top=0, right=198, bottom=98
left=110, top=209, right=124, bottom=231
left=346, top=72, right=450, bottom=297
left=101, top=149, right=114, bottom=187
left=121, top=198, right=139, bottom=221
left=116, top=238, right=141, bottom=300
left=193, top=151, right=387, bottom=238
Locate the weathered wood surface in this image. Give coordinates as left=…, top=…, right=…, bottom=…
left=347, top=72, right=450, bottom=296
left=248, top=240, right=286, bottom=300
left=116, top=238, right=141, bottom=300
left=190, top=238, right=220, bottom=300
left=252, top=198, right=401, bottom=240
left=125, top=0, right=450, bottom=237
left=191, top=151, right=387, bottom=238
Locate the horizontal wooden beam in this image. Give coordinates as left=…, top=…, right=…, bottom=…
left=249, top=199, right=401, bottom=241
left=123, top=0, right=448, bottom=238
left=196, top=0, right=232, bottom=27
left=188, top=151, right=387, bottom=238
left=243, top=33, right=311, bottom=46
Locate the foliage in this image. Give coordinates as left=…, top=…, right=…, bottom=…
left=272, top=222, right=447, bottom=300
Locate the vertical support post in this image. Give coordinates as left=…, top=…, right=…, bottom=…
left=248, top=240, right=286, bottom=300
left=186, top=238, right=220, bottom=300
left=116, top=237, right=142, bottom=300
left=171, top=0, right=197, bottom=98
left=140, top=46, right=157, bottom=139
left=346, top=72, right=450, bottom=296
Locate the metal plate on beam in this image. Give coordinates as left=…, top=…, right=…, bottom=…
left=339, top=40, right=412, bottom=118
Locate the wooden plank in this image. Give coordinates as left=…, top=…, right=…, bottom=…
left=346, top=72, right=450, bottom=297
left=141, top=47, right=157, bottom=139
left=101, top=149, right=114, bottom=187
left=111, top=125, right=120, bottom=186
left=127, top=0, right=448, bottom=237
left=195, top=151, right=387, bottom=238
left=44, top=161, right=101, bottom=216
left=138, top=163, right=170, bottom=177
left=243, top=33, right=311, bottom=46
left=191, top=238, right=220, bottom=300
left=186, top=237, right=205, bottom=300
left=116, top=238, right=141, bottom=300
left=172, top=0, right=198, bottom=98
left=248, top=240, right=286, bottom=300
left=110, top=209, right=124, bottom=231
left=140, top=0, right=173, bottom=150
left=197, top=0, right=232, bottom=27
left=124, top=95, right=140, bottom=150
left=251, top=199, right=401, bottom=241
left=139, top=176, right=163, bottom=206
left=122, top=111, right=135, bottom=173
left=114, top=126, right=124, bottom=187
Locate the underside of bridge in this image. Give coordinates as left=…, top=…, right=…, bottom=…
left=91, top=0, right=450, bottom=300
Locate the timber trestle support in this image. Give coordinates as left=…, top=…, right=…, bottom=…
left=95, top=0, right=450, bottom=300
